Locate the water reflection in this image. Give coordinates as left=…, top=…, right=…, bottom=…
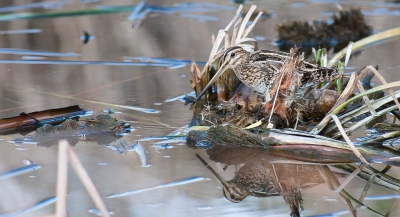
left=191, top=144, right=346, bottom=217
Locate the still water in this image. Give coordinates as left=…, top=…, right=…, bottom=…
left=1, top=0, right=400, bottom=216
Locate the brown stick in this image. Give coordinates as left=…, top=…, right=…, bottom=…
left=0, top=105, right=83, bottom=130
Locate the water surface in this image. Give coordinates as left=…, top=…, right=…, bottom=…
left=1, top=0, right=400, bottom=216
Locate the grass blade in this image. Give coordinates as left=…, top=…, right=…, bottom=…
left=332, top=81, right=400, bottom=114
left=329, top=27, right=400, bottom=66
left=331, top=115, right=368, bottom=164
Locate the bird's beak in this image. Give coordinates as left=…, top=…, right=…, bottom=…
left=195, top=154, right=230, bottom=188
left=194, top=64, right=228, bottom=102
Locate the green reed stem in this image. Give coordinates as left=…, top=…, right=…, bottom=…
left=336, top=61, right=344, bottom=93
left=0, top=5, right=137, bottom=21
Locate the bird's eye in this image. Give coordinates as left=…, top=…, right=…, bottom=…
left=231, top=53, right=235, bottom=57
left=230, top=195, right=235, bottom=199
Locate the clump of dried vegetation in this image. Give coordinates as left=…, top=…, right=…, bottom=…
left=32, top=114, right=131, bottom=147
left=190, top=5, right=262, bottom=103
left=188, top=4, right=400, bottom=217
left=276, top=8, right=372, bottom=49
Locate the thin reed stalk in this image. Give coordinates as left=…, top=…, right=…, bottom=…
left=56, top=140, right=69, bottom=217
left=329, top=27, right=400, bottom=66
left=318, top=165, right=384, bottom=216
left=68, top=146, right=110, bottom=217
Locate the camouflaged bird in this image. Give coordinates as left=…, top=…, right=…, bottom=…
left=196, top=45, right=339, bottom=120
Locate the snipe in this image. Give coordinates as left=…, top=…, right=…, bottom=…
left=195, top=46, right=339, bottom=103
left=195, top=154, right=334, bottom=217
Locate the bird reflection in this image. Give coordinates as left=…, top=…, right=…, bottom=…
left=194, top=145, right=345, bottom=217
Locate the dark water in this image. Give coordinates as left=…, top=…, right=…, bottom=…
left=0, top=0, right=400, bottom=216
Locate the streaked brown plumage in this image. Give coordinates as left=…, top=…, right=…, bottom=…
left=195, top=46, right=339, bottom=104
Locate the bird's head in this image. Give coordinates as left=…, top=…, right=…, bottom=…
left=220, top=46, right=249, bottom=70
left=222, top=181, right=248, bottom=203
left=194, top=46, right=249, bottom=101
